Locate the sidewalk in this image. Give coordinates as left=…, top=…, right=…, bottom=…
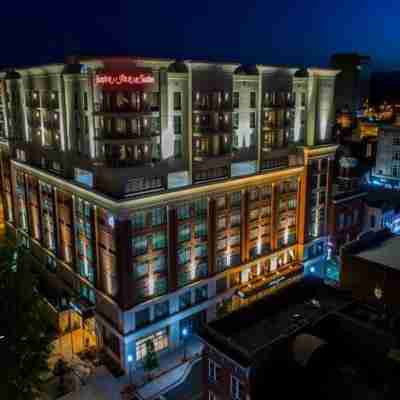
left=123, top=336, right=203, bottom=388
left=59, top=336, right=203, bottom=400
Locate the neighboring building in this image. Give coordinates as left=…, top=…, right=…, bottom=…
left=199, top=278, right=399, bottom=400
left=0, top=57, right=338, bottom=371
left=330, top=53, right=371, bottom=114
left=363, top=198, right=400, bottom=233
left=341, top=229, right=400, bottom=309
left=372, top=124, right=400, bottom=189
left=328, top=155, right=366, bottom=260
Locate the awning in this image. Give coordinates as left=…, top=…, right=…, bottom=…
left=237, top=265, right=304, bottom=299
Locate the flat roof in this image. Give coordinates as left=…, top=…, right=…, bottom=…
left=357, top=235, right=400, bottom=271
left=200, top=278, right=351, bottom=366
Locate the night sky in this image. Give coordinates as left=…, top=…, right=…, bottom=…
left=1, top=0, right=399, bottom=70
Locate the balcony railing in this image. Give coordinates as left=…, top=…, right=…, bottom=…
left=95, top=128, right=159, bottom=141
left=94, top=102, right=159, bottom=114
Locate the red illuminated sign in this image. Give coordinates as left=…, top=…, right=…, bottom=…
left=95, top=73, right=155, bottom=86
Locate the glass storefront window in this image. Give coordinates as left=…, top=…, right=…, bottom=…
left=136, top=329, right=169, bottom=361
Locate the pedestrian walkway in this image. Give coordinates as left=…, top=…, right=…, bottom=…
left=59, top=336, right=203, bottom=400
left=124, top=336, right=203, bottom=388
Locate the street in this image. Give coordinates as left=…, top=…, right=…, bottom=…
left=163, top=360, right=202, bottom=400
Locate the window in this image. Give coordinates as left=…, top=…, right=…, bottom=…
left=217, top=216, right=227, bottom=230
left=133, top=262, right=148, bottom=279
left=216, top=196, right=226, bottom=209
left=177, top=204, right=191, bottom=220
left=132, top=236, right=148, bottom=256
left=153, top=231, right=167, bottom=250
left=136, top=329, right=169, bottom=361
left=230, top=375, right=244, bottom=400
left=194, top=198, right=207, bottom=216
left=230, top=192, right=241, bottom=208
left=178, top=224, right=191, bottom=243
left=179, top=291, right=191, bottom=310
left=230, top=213, right=241, bottom=227
left=208, top=391, right=217, bottom=400
left=178, top=247, right=191, bottom=265
left=174, top=115, right=182, bottom=135
left=393, top=137, right=400, bottom=146
left=233, top=92, right=239, bottom=108
left=353, top=209, right=359, bottom=223
left=174, top=138, right=182, bottom=158
left=288, top=199, right=297, bottom=210
left=370, top=215, right=376, bottom=228
left=153, top=255, right=167, bottom=272
left=154, top=301, right=169, bottom=321
left=250, top=209, right=259, bottom=220
left=74, top=91, right=79, bottom=110
left=250, top=91, right=256, bottom=108
left=135, top=308, right=150, bottom=329
left=132, top=211, right=146, bottom=230
left=250, top=112, right=256, bottom=128
left=208, top=359, right=221, bottom=382
left=195, top=285, right=208, bottom=303
left=229, top=235, right=240, bottom=247
left=195, top=243, right=208, bottom=258
left=233, top=113, right=239, bottom=129
left=150, top=207, right=166, bottom=227
left=173, top=92, right=182, bottom=110
left=83, top=92, right=88, bottom=110
left=216, top=277, right=227, bottom=294
left=195, top=222, right=207, bottom=238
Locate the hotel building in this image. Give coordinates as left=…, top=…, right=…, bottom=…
left=0, top=57, right=338, bottom=371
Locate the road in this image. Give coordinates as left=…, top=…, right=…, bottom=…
left=163, top=360, right=202, bottom=400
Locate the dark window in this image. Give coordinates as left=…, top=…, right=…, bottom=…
left=179, top=291, right=191, bottom=311
left=174, top=115, right=182, bottom=135
left=233, top=92, right=239, bottom=108
left=83, top=92, right=88, bottom=110
left=74, top=91, right=79, bottom=110
left=174, top=92, right=182, bottom=110
left=135, top=308, right=150, bottom=329
left=195, top=285, right=208, bottom=304
left=154, top=301, right=169, bottom=321
left=216, top=277, right=227, bottom=294
left=370, top=215, right=376, bottom=228
left=250, top=112, right=256, bottom=129
left=250, top=92, right=256, bottom=108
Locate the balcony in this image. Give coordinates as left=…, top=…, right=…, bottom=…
left=27, top=117, right=42, bottom=129
left=193, top=124, right=232, bottom=136
left=95, top=128, right=159, bottom=144
left=94, top=102, right=159, bottom=115
left=193, top=101, right=232, bottom=112
left=193, top=152, right=231, bottom=168
left=44, top=118, right=60, bottom=131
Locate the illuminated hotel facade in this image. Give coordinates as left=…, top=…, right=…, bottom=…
left=0, top=57, right=338, bottom=370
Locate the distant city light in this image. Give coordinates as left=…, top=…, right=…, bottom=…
left=182, top=328, right=188, bottom=337
left=310, top=266, right=315, bottom=274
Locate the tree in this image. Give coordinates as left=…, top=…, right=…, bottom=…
left=142, top=339, right=159, bottom=380
left=0, top=240, right=55, bottom=399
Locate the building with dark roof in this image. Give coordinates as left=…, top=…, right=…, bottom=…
left=341, top=229, right=400, bottom=310
left=199, top=277, right=400, bottom=400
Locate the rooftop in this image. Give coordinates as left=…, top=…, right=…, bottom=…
left=200, top=278, right=351, bottom=366
left=356, top=235, right=400, bottom=271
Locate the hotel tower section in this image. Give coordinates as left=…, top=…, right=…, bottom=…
left=0, top=58, right=338, bottom=370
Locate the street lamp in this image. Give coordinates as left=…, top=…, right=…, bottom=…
left=127, top=354, right=134, bottom=386
left=182, top=327, right=188, bottom=361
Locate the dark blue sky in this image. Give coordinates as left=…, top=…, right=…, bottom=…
left=1, top=0, right=399, bottom=70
